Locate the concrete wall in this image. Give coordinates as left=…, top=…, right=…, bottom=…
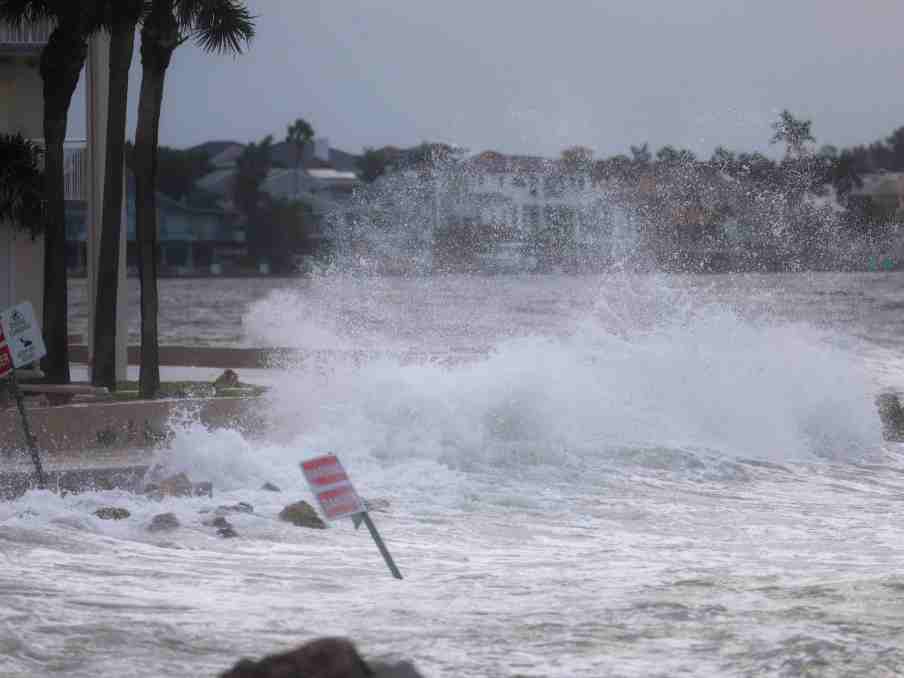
left=0, top=56, right=44, bottom=320
left=0, top=222, right=44, bottom=319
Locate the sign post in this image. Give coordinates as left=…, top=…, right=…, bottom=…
left=301, top=454, right=402, bottom=580
left=1, top=302, right=48, bottom=489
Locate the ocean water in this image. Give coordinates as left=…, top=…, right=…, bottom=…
left=6, top=272, right=904, bottom=677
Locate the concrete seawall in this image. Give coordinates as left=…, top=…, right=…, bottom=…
left=1, top=396, right=264, bottom=499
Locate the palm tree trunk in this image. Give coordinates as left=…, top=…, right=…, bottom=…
left=92, top=21, right=136, bottom=391
left=134, top=2, right=178, bottom=399
left=38, top=29, right=90, bottom=384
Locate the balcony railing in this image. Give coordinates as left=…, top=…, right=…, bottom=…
left=63, top=141, right=86, bottom=202
left=30, top=139, right=87, bottom=202
left=0, top=19, right=54, bottom=51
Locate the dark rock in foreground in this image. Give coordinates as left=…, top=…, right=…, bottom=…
left=94, top=507, right=130, bottom=520
left=877, top=391, right=904, bottom=441
left=278, top=501, right=326, bottom=529
left=147, top=512, right=180, bottom=532
left=260, top=482, right=281, bottom=492
left=220, top=637, right=424, bottom=678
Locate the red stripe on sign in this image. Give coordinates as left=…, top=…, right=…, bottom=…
left=317, top=485, right=356, bottom=502
left=322, top=498, right=362, bottom=518
left=0, top=345, right=11, bottom=378
left=309, top=472, right=348, bottom=487
left=302, top=456, right=339, bottom=472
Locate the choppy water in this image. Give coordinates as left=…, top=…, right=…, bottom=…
left=7, top=272, right=904, bottom=677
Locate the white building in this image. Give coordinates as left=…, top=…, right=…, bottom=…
left=0, top=21, right=126, bottom=378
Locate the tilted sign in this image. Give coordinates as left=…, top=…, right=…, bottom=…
left=0, top=325, right=12, bottom=379
left=0, top=301, right=47, bottom=369
left=301, top=454, right=365, bottom=521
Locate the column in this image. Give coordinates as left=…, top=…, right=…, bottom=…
left=86, top=32, right=128, bottom=382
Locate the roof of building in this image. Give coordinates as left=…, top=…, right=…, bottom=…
left=188, top=140, right=242, bottom=159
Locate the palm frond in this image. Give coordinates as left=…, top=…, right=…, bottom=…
left=0, top=0, right=53, bottom=24
left=176, top=0, right=254, bottom=54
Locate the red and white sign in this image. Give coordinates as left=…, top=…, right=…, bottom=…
left=301, top=454, right=365, bottom=521
left=0, top=342, right=12, bottom=379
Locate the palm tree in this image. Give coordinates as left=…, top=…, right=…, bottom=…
left=133, top=0, right=254, bottom=398
left=0, top=133, right=44, bottom=237
left=770, top=110, right=815, bottom=159
left=286, top=118, right=314, bottom=199
left=0, top=1, right=107, bottom=384
left=92, top=0, right=145, bottom=391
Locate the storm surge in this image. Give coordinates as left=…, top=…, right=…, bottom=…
left=244, top=275, right=881, bottom=484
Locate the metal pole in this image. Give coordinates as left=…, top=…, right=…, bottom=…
left=9, top=370, right=46, bottom=489
left=361, top=512, right=402, bottom=580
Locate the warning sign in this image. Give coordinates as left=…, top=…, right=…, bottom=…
left=0, top=343, right=12, bottom=379
left=301, top=454, right=365, bottom=521
left=0, top=302, right=46, bottom=369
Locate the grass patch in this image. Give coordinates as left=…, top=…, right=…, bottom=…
left=110, top=380, right=267, bottom=401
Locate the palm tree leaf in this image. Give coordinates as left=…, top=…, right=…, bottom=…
left=176, top=0, right=254, bottom=54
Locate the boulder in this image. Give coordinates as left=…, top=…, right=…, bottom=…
left=94, top=507, right=131, bottom=521
left=147, top=512, right=180, bottom=532
left=193, top=481, right=214, bottom=498
left=877, top=391, right=904, bottom=441
left=220, top=638, right=426, bottom=678
left=220, top=638, right=373, bottom=678
left=215, top=369, right=241, bottom=388
left=260, top=482, right=281, bottom=492
left=278, top=501, right=326, bottom=529
left=216, top=502, right=254, bottom=515
left=145, top=472, right=194, bottom=499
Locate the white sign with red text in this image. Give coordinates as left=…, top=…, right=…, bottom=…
left=0, top=302, right=46, bottom=369
left=301, top=454, right=365, bottom=521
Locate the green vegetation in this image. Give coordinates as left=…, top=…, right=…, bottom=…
left=110, top=380, right=266, bottom=401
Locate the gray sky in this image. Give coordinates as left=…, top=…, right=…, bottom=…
left=70, top=0, right=904, bottom=159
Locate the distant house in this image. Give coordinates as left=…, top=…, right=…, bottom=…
left=194, top=137, right=363, bottom=235
left=66, top=173, right=246, bottom=276
left=850, top=171, right=904, bottom=220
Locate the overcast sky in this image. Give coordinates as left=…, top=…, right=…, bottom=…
left=69, top=0, right=904, bottom=159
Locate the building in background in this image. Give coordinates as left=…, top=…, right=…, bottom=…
left=1, top=20, right=125, bottom=377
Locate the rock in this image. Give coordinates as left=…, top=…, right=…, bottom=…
left=219, top=638, right=373, bottom=678
left=210, top=516, right=231, bottom=529
left=214, top=369, right=241, bottom=388
left=94, top=507, right=131, bottom=521
left=145, top=472, right=194, bottom=498
left=278, top=501, right=326, bottom=529
left=260, top=482, right=281, bottom=492
left=371, top=661, right=427, bottom=678
left=193, top=481, right=214, bottom=498
left=147, top=512, right=180, bottom=532
left=877, top=391, right=904, bottom=441
left=216, top=502, right=254, bottom=515
left=217, top=525, right=239, bottom=539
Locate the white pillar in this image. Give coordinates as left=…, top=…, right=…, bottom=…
left=85, top=32, right=128, bottom=382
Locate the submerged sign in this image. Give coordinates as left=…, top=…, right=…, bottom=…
left=301, top=454, right=365, bottom=521
left=300, top=453, right=403, bottom=579
left=0, top=302, right=46, bottom=369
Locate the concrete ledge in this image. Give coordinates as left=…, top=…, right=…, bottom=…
left=1, top=396, right=264, bottom=457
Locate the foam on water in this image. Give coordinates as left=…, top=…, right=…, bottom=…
left=4, top=274, right=904, bottom=678
left=244, top=276, right=881, bottom=491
